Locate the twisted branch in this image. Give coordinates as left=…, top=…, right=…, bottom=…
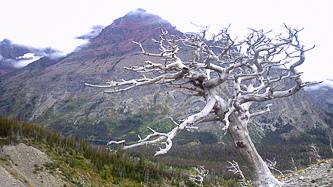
left=108, top=98, right=216, bottom=156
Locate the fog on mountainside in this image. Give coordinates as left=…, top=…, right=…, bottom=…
left=0, top=39, right=63, bottom=76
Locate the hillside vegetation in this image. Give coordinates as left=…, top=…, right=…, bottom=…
left=0, top=116, right=244, bottom=186
left=1, top=116, right=332, bottom=186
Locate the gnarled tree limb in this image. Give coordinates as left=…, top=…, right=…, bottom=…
left=108, top=97, right=216, bottom=156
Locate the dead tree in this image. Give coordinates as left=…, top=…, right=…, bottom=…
left=265, top=159, right=284, bottom=177
left=284, top=157, right=297, bottom=173
left=189, top=166, right=209, bottom=186
left=86, top=24, right=318, bottom=186
left=227, top=160, right=251, bottom=186
left=327, top=130, right=333, bottom=154
left=309, top=143, right=321, bottom=163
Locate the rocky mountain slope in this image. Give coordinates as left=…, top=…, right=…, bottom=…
left=0, top=9, right=332, bottom=145
left=0, top=143, right=68, bottom=187
left=306, top=84, right=333, bottom=114
left=282, top=159, right=333, bottom=186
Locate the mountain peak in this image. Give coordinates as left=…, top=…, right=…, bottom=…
left=128, top=8, right=147, bottom=15
left=86, top=9, right=174, bottom=54
left=0, top=39, right=12, bottom=45
left=112, top=8, right=169, bottom=26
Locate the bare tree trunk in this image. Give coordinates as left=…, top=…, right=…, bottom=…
left=228, top=112, right=281, bottom=186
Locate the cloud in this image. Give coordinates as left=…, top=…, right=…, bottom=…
left=75, top=25, right=104, bottom=41
left=16, top=53, right=35, bottom=60
left=71, top=25, right=105, bottom=53
left=13, top=53, right=41, bottom=68
left=13, top=58, right=40, bottom=68
left=305, top=79, right=333, bottom=90
left=1, top=45, right=64, bottom=68
left=126, top=8, right=148, bottom=16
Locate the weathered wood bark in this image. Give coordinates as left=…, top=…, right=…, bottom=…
left=207, top=84, right=280, bottom=186
left=228, top=112, right=281, bottom=186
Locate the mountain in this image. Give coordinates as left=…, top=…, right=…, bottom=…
left=305, top=83, right=333, bottom=114
left=0, top=39, right=60, bottom=76
left=0, top=9, right=332, bottom=145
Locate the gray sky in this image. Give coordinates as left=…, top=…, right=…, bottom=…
left=1, top=0, right=332, bottom=85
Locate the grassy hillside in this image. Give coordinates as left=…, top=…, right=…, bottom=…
left=0, top=115, right=242, bottom=186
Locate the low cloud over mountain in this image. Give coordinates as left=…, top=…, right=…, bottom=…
left=0, top=39, right=61, bottom=75
left=75, top=25, right=104, bottom=41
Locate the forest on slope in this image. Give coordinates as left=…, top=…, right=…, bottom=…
left=1, top=115, right=332, bottom=186
left=0, top=115, right=245, bottom=186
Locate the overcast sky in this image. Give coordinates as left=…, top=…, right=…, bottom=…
left=0, top=0, right=332, bottom=85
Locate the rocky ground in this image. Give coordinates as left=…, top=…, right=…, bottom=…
left=0, top=143, right=68, bottom=187
left=0, top=165, right=25, bottom=187
left=281, top=159, right=333, bottom=187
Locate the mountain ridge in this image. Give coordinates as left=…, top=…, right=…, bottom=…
left=0, top=9, right=332, bottom=145
left=306, top=84, right=333, bottom=114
